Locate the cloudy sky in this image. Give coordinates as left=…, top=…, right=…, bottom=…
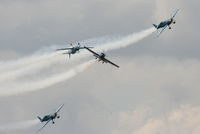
left=0, top=0, right=200, bottom=134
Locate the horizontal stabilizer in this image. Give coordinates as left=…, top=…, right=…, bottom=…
left=153, top=24, right=158, bottom=29
left=37, top=116, right=42, bottom=122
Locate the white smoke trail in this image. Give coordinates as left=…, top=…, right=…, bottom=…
left=0, top=51, right=60, bottom=72
left=0, top=27, right=155, bottom=96
left=0, top=60, right=95, bottom=96
left=64, top=27, right=156, bottom=61
left=0, top=27, right=155, bottom=82
left=0, top=53, right=64, bottom=82
left=96, top=27, right=156, bottom=51
left=0, top=119, right=39, bottom=132
left=0, top=51, right=63, bottom=82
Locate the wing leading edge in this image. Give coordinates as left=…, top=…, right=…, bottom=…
left=84, top=47, right=119, bottom=68
left=101, top=57, right=120, bottom=68
left=171, top=9, right=180, bottom=19
left=56, top=48, right=72, bottom=51
left=156, top=25, right=168, bottom=37
left=84, top=46, right=100, bottom=57
left=56, top=104, right=64, bottom=114
left=37, top=120, right=51, bottom=132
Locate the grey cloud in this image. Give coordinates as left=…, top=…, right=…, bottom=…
left=0, top=56, right=200, bottom=134
left=112, top=105, right=200, bottom=134
left=0, top=0, right=199, bottom=134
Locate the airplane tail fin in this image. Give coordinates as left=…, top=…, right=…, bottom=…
left=37, top=116, right=42, bottom=122
left=153, top=24, right=158, bottom=29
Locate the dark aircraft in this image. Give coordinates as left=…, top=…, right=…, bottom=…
left=84, top=46, right=119, bottom=68
left=153, top=9, right=180, bottom=37
left=37, top=104, right=64, bottom=131
left=57, top=43, right=93, bottom=58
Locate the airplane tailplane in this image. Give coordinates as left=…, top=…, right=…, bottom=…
left=153, top=24, right=158, bottom=29
left=37, top=116, right=42, bottom=122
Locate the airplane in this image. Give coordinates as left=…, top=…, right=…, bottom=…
left=56, top=43, right=93, bottom=58
left=153, top=9, right=180, bottom=37
left=84, top=46, right=119, bottom=68
left=37, top=104, right=64, bottom=131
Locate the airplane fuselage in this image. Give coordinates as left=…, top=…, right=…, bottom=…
left=99, top=53, right=105, bottom=59
left=40, top=113, right=57, bottom=122
left=95, top=53, right=106, bottom=63
left=69, top=47, right=79, bottom=54
left=58, top=45, right=92, bottom=58
left=84, top=46, right=119, bottom=68
left=69, top=46, right=85, bottom=54
left=156, top=18, right=175, bottom=29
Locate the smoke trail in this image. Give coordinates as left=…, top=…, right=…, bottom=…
left=0, top=53, right=64, bottom=82
left=0, top=51, right=60, bottom=72
left=96, top=27, right=156, bottom=51
left=0, top=27, right=155, bottom=96
left=0, top=27, right=155, bottom=82
left=0, top=51, right=63, bottom=82
left=0, top=60, right=95, bottom=96
left=66, top=27, right=156, bottom=60
left=0, top=119, right=39, bottom=132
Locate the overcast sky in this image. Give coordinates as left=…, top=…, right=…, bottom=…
left=0, top=0, right=200, bottom=134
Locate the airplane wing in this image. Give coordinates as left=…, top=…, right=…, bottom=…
left=55, top=104, right=64, bottom=114
left=56, top=48, right=72, bottom=51
left=62, top=52, right=70, bottom=54
left=156, top=25, right=167, bottom=37
left=79, top=46, right=93, bottom=49
left=78, top=47, right=87, bottom=50
left=37, top=120, right=51, bottom=132
left=102, top=57, right=120, bottom=68
left=84, top=47, right=100, bottom=57
left=171, top=9, right=180, bottom=19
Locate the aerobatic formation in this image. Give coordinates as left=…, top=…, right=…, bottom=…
left=0, top=9, right=179, bottom=132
